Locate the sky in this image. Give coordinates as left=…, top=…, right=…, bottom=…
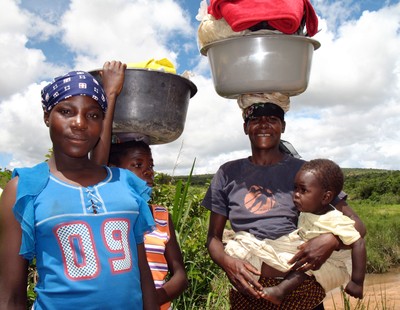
left=0, top=0, right=399, bottom=176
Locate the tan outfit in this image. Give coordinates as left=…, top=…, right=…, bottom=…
left=225, top=209, right=361, bottom=292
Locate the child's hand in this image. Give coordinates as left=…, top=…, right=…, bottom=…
left=101, top=60, right=127, bottom=100
left=344, top=281, right=363, bottom=299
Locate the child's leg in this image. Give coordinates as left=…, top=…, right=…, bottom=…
left=261, top=271, right=310, bottom=305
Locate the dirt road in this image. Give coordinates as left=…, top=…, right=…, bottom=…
left=323, top=269, right=400, bottom=309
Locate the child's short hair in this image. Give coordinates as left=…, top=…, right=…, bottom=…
left=109, top=140, right=151, bottom=166
left=300, top=159, right=344, bottom=197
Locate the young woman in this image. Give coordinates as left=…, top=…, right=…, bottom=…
left=0, top=64, right=158, bottom=310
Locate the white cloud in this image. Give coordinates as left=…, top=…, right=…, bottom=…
left=158, top=1, right=400, bottom=174
left=0, top=82, right=51, bottom=167
left=151, top=74, right=249, bottom=175
left=280, top=2, right=400, bottom=171
left=0, top=0, right=63, bottom=98
left=0, top=0, right=400, bottom=176
left=60, top=0, right=194, bottom=71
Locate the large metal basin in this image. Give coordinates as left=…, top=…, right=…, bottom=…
left=90, top=68, right=197, bottom=144
left=201, top=34, right=320, bottom=98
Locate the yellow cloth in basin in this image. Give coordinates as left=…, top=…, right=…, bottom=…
left=126, top=58, right=176, bottom=74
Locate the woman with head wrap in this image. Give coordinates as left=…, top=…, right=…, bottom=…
left=0, top=61, right=158, bottom=310
left=202, top=95, right=366, bottom=309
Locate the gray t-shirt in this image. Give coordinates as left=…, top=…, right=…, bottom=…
left=202, top=154, right=305, bottom=240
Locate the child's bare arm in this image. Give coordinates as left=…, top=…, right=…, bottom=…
left=156, top=214, right=188, bottom=304
left=91, top=60, right=126, bottom=165
left=345, top=238, right=366, bottom=298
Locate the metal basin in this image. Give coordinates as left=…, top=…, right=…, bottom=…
left=201, top=34, right=320, bottom=98
left=90, top=68, right=197, bottom=144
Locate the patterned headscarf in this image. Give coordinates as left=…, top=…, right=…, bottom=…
left=41, top=71, right=107, bottom=113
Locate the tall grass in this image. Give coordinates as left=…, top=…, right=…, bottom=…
left=152, top=160, right=229, bottom=309
left=327, top=285, right=396, bottom=310
left=350, top=201, right=400, bottom=273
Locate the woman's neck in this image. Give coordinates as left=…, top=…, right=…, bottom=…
left=48, top=155, right=94, bottom=173
left=249, top=148, right=285, bottom=166
left=47, top=155, right=106, bottom=188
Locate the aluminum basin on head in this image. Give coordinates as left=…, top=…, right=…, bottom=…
left=201, top=34, right=320, bottom=98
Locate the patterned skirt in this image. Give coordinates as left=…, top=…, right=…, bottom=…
left=229, top=276, right=325, bottom=310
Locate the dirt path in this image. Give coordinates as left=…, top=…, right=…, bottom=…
left=323, top=269, right=400, bottom=309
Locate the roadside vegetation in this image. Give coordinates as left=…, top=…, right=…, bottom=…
left=0, top=166, right=399, bottom=309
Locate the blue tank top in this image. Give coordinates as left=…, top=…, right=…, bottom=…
left=13, top=163, right=155, bottom=310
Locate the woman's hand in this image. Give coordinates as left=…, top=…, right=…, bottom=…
left=288, top=233, right=339, bottom=271
left=221, top=255, right=263, bottom=298
left=206, top=212, right=262, bottom=298
left=100, top=60, right=126, bottom=100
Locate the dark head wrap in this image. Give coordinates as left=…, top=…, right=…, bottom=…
left=41, top=71, right=107, bottom=112
left=243, top=102, right=285, bottom=123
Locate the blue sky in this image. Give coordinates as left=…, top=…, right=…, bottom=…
left=0, top=0, right=400, bottom=175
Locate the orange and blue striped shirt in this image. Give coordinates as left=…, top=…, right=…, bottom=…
left=144, top=204, right=171, bottom=310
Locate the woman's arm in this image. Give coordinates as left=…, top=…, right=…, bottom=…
left=0, top=178, right=29, bottom=310
left=156, top=214, right=188, bottom=305
left=91, top=60, right=126, bottom=165
left=207, top=212, right=263, bottom=297
left=137, top=242, right=158, bottom=310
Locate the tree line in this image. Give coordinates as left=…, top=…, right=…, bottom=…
left=2, top=167, right=400, bottom=203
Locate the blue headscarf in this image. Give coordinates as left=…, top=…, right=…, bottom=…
left=41, top=71, right=107, bottom=112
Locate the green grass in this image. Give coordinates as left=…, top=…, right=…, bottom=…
left=351, top=202, right=400, bottom=273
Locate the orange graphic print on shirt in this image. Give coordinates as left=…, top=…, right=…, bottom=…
left=244, top=185, right=275, bottom=214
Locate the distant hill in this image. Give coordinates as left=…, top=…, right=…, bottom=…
left=342, top=168, right=392, bottom=176
left=172, top=168, right=400, bottom=204
left=173, top=168, right=399, bottom=185
left=173, top=174, right=214, bottom=186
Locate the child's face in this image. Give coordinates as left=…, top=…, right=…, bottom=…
left=293, top=170, right=327, bottom=214
left=118, top=148, right=154, bottom=187
left=44, top=96, right=104, bottom=159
